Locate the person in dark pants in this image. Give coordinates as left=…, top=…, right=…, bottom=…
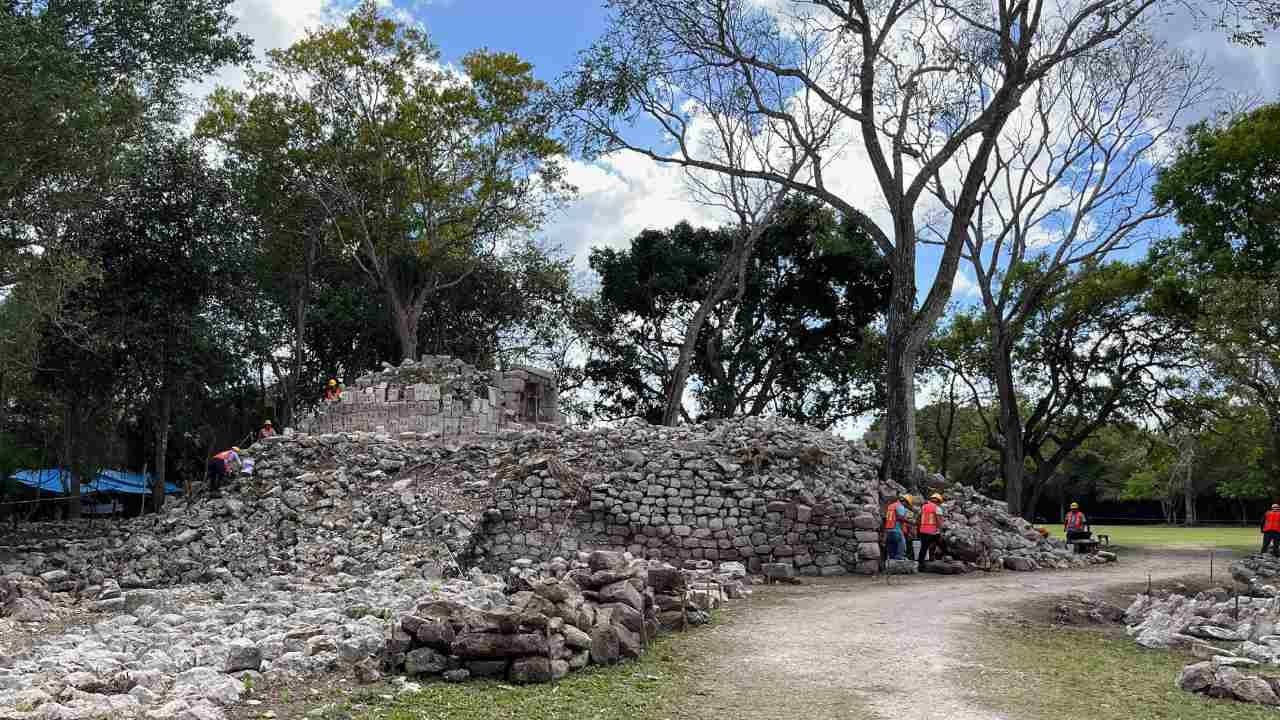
left=1065, top=502, right=1090, bottom=541
left=207, top=447, right=241, bottom=497
left=1262, top=504, right=1280, bottom=557
left=917, top=493, right=944, bottom=571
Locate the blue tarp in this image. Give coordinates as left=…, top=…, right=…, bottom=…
left=8, top=469, right=75, bottom=493
left=8, top=469, right=180, bottom=496
left=93, top=470, right=180, bottom=496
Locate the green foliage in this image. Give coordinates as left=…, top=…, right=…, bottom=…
left=198, top=0, right=573, bottom=359
left=1154, top=104, right=1280, bottom=277
left=579, top=197, right=890, bottom=427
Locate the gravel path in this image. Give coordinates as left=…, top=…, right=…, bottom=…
left=676, top=550, right=1217, bottom=720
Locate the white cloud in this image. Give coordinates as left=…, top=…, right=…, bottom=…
left=539, top=153, right=728, bottom=271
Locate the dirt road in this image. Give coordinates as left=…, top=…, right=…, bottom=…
left=675, top=550, right=1220, bottom=720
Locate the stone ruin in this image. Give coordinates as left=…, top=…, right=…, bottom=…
left=0, top=417, right=1109, bottom=719
left=302, top=354, right=561, bottom=436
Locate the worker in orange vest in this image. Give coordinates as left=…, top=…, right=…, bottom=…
left=883, top=494, right=912, bottom=561
left=1262, top=504, right=1280, bottom=557
left=1064, top=502, right=1090, bottom=541
left=917, top=493, right=944, bottom=571
left=323, top=379, right=342, bottom=402
left=207, top=447, right=241, bottom=497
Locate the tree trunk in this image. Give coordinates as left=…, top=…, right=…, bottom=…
left=879, top=267, right=919, bottom=490
left=990, top=341, right=1028, bottom=518
left=152, top=387, right=172, bottom=513
left=390, top=297, right=420, bottom=362
left=1183, top=468, right=1197, bottom=527
left=1026, top=473, right=1050, bottom=523
left=63, top=403, right=80, bottom=520
left=662, top=230, right=760, bottom=427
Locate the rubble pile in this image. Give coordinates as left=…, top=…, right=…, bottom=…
left=1231, top=554, right=1280, bottom=597
left=1125, top=582, right=1280, bottom=707
left=387, top=550, right=744, bottom=684
left=0, top=416, right=1110, bottom=719
left=0, top=432, right=486, bottom=595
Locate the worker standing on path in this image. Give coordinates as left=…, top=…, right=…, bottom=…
left=207, top=447, right=241, bottom=497
left=1064, top=502, right=1090, bottom=541
left=917, top=493, right=944, bottom=571
left=1262, top=503, right=1280, bottom=557
left=883, top=494, right=912, bottom=561
left=323, top=379, right=342, bottom=402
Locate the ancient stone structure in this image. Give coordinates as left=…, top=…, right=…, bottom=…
left=302, top=355, right=560, bottom=435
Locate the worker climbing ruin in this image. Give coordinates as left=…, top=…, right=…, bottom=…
left=207, top=447, right=241, bottom=497
left=323, top=378, right=345, bottom=403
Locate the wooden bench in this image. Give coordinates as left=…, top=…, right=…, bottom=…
left=1067, top=538, right=1101, bottom=554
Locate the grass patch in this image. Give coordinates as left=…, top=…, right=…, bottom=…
left=342, top=633, right=700, bottom=720
left=972, top=622, right=1275, bottom=720
left=1047, top=525, right=1258, bottom=554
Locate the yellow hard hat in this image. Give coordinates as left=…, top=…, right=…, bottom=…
left=902, top=494, right=914, bottom=507
left=930, top=493, right=943, bottom=503
left=328, top=379, right=337, bottom=386
left=232, top=446, right=242, bottom=454
left=263, top=419, right=272, bottom=426
left=1070, top=502, right=1079, bottom=509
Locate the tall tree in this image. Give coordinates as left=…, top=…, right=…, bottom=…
left=561, top=0, right=1271, bottom=486
left=929, top=33, right=1212, bottom=515
left=581, top=198, right=890, bottom=427
left=199, top=1, right=573, bottom=361
left=1154, top=103, right=1280, bottom=480
left=935, top=262, right=1196, bottom=517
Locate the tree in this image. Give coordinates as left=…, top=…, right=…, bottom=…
left=936, top=261, right=1197, bottom=517
left=199, top=1, right=573, bottom=361
left=1, top=0, right=250, bottom=278
left=581, top=197, right=890, bottom=427
left=1154, top=103, right=1280, bottom=480
left=561, top=0, right=1271, bottom=485
left=928, top=33, right=1212, bottom=516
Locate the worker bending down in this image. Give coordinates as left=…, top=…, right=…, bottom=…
left=1064, top=502, right=1090, bottom=541
left=1262, top=504, right=1280, bottom=557
left=917, top=493, right=944, bottom=571
left=207, top=447, right=242, bottom=497
left=883, top=494, right=912, bottom=561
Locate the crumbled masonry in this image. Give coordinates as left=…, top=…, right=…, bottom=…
left=1, top=416, right=1108, bottom=719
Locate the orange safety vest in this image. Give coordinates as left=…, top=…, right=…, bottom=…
left=1264, top=511, right=1280, bottom=533
left=1066, top=511, right=1086, bottom=531
left=919, top=502, right=940, bottom=535
left=884, top=501, right=902, bottom=530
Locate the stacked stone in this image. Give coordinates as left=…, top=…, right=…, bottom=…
left=301, top=355, right=561, bottom=435
left=469, top=417, right=1095, bottom=576
left=388, top=551, right=669, bottom=684
left=1232, top=554, right=1280, bottom=597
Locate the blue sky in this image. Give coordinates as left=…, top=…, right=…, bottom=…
left=205, top=0, right=1280, bottom=307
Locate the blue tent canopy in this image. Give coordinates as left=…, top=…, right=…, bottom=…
left=93, top=470, right=180, bottom=496
left=8, top=469, right=180, bottom=496
left=8, top=469, right=75, bottom=493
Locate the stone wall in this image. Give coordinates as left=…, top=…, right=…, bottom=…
left=467, top=423, right=887, bottom=576
left=302, top=355, right=560, bottom=436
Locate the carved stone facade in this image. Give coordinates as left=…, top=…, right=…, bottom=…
left=300, top=355, right=561, bottom=436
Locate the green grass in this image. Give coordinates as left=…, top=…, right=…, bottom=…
left=972, top=622, right=1277, bottom=720
left=341, top=634, right=699, bottom=720
left=1047, top=524, right=1258, bottom=554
